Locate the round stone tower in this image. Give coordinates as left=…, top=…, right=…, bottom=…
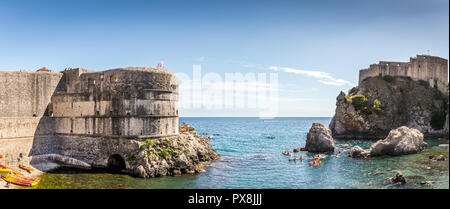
left=50, top=67, right=179, bottom=139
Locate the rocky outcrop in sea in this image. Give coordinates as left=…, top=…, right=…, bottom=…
left=303, top=123, right=335, bottom=153
left=129, top=123, right=220, bottom=178
left=349, top=126, right=427, bottom=158
left=330, top=76, right=449, bottom=139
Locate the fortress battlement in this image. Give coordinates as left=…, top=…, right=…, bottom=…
left=359, top=55, right=448, bottom=93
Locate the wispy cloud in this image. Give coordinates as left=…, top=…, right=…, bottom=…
left=268, top=66, right=354, bottom=86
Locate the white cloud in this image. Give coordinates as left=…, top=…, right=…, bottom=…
left=268, top=66, right=354, bottom=86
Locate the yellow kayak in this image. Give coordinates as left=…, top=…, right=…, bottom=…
left=0, top=166, right=22, bottom=176
left=0, top=168, right=12, bottom=175
left=19, top=164, right=34, bottom=172
left=2, top=174, right=40, bottom=187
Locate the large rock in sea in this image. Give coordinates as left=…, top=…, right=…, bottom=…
left=369, top=126, right=427, bottom=156
left=391, top=171, right=408, bottom=185
left=329, top=76, right=448, bottom=139
left=349, top=126, right=427, bottom=158
left=303, top=123, right=335, bottom=153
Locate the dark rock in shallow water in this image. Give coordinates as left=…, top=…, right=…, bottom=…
left=293, top=148, right=302, bottom=153
left=303, top=123, right=335, bottom=153
left=391, top=171, right=407, bottom=185
left=429, top=155, right=446, bottom=161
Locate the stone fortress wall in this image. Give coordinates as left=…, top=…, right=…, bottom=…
left=0, top=71, right=63, bottom=166
left=49, top=67, right=179, bottom=139
left=359, top=55, right=448, bottom=93
left=0, top=67, right=179, bottom=171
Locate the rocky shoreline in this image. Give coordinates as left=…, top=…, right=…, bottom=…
left=1, top=123, right=220, bottom=189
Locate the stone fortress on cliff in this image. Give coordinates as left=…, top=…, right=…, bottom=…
left=359, top=54, right=448, bottom=93
left=0, top=67, right=179, bottom=172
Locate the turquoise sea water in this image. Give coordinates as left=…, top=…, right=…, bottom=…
left=33, top=117, right=449, bottom=189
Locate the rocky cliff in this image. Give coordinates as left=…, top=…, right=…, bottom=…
left=330, top=76, right=448, bottom=139
left=130, top=124, right=220, bottom=178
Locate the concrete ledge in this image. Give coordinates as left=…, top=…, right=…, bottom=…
left=30, top=154, right=92, bottom=171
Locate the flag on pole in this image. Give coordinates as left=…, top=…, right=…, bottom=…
left=157, top=60, right=164, bottom=68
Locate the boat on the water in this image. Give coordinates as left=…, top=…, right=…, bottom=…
left=281, top=152, right=291, bottom=156
left=288, top=157, right=306, bottom=161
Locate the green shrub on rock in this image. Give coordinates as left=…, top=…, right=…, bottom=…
left=349, top=94, right=368, bottom=111
left=419, top=80, right=430, bottom=88
left=382, top=75, right=394, bottom=82
left=372, top=99, right=382, bottom=112
left=160, top=148, right=170, bottom=158
left=128, top=154, right=136, bottom=162
left=348, top=87, right=359, bottom=96
left=140, top=139, right=155, bottom=150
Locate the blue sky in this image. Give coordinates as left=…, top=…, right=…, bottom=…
left=1, top=0, right=448, bottom=117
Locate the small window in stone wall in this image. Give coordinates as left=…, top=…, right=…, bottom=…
left=111, top=75, right=119, bottom=82
left=88, top=78, right=96, bottom=85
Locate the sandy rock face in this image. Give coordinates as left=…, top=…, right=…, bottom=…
left=303, top=123, right=335, bottom=153
left=349, top=126, right=427, bottom=158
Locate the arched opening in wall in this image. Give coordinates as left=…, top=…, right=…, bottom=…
left=107, top=154, right=126, bottom=172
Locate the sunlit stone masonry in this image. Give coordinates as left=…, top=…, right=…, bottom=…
left=0, top=67, right=219, bottom=177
